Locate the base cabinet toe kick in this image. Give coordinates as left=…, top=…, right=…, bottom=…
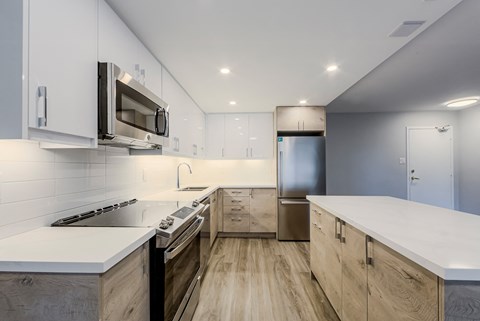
left=309, top=203, right=480, bottom=321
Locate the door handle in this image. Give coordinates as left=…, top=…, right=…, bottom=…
left=366, top=236, right=373, bottom=265
left=280, top=200, right=310, bottom=205
left=37, top=86, right=48, bottom=127
left=410, top=169, right=420, bottom=181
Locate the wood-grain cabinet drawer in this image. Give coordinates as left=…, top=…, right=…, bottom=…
left=224, top=205, right=250, bottom=215
left=223, top=189, right=250, bottom=197
left=223, top=214, right=250, bottom=232
left=224, top=196, right=250, bottom=206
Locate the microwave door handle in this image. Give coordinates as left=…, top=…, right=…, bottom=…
left=154, top=107, right=160, bottom=134
left=164, top=217, right=204, bottom=263
left=162, top=109, right=168, bottom=136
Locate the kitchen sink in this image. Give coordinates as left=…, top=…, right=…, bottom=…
left=177, top=186, right=209, bottom=192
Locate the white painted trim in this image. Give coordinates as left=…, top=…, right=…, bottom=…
left=406, top=126, right=454, bottom=208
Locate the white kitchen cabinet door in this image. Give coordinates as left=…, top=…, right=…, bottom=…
left=28, top=0, right=97, bottom=146
left=98, top=0, right=139, bottom=78
left=248, top=113, right=273, bottom=159
left=191, top=107, right=205, bottom=158
left=224, top=114, right=249, bottom=159
left=162, top=70, right=182, bottom=154
left=139, top=47, right=162, bottom=98
left=206, top=114, right=225, bottom=159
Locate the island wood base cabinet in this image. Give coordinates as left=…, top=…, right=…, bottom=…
left=0, top=242, right=150, bottom=321
left=310, top=203, right=480, bottom=321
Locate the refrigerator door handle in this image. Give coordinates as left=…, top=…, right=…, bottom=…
left=280, top=200, right=311, bottom=205
left=279, top=151, right=283, bottom=197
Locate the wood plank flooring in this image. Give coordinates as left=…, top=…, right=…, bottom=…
left=192, top=238, right=340, bottom=321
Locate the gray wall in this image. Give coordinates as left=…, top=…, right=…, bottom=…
left=458, top=105, right=480, bottom=214
left=326, top=111, right=460, bottom=208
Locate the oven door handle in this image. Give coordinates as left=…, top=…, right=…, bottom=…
left=164, top=216, right=204, bottom=263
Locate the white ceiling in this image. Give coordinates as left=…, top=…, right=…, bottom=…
left=106, top=0, right=462, bottom=113
left=327, top=0, right=480, bottom=113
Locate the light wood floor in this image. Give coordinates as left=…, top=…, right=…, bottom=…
left=192, top=238, right=340, bottom=321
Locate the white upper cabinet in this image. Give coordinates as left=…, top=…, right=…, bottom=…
left=162, top=69, right=205, bottom=158
left=206, top=114, right=225, bottom=158
left=248, top=113, right=273, bottom=159
left=225, top=114, right=250, bottom=159
left=28, top=0, right=98, bottom=145
left=206, top=113, right=273, bottom=159
left=98, top=0, right=162, bottom=98
left=0, top=0, right=98, bottom=147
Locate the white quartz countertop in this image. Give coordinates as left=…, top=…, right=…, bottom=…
left=0, top=227, right=155, bottom=273
left=307, top=196, right=480, bottom=281
left=141, top=184, right=276, bottom=202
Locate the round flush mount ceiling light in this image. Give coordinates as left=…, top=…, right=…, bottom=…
left=445, top=97, right=480, bottom=108
left=299, top=100, right=307, bottom=104
left=229, top=101, right=237, bottom=105
left=326, top=65, right=339, bottom=72
left=220, top=68, right=231, bottom=74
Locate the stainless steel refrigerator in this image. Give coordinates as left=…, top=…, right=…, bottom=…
left=277, top=136, right=326, bottom=241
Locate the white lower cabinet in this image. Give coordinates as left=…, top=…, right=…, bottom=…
left=206, top=113, right=273, bottom=159
left=1, top=0, right=98, bottom=147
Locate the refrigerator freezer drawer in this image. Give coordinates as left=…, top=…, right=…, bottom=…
left=277, top=199, right=310, bottom=241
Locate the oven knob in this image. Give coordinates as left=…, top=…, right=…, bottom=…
left=192, top=201, right=199, bottom=207
left=166, top=216, right=174, bottom=225
left=146, top=134, right=151, bottom=141
left=159, top=220, right=170, bottom=230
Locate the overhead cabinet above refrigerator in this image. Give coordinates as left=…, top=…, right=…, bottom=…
left=276, top=106, right=326, bottom=133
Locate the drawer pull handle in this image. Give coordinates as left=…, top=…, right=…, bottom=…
left=366, top=236, right=373, bottom=265
left=231, top=191, right=242, bottom=194
left=231, top=200, right=242, bottom=203
left=231, top=208, right=242, bottom=211
left=231, top=218, right=242, bottom=222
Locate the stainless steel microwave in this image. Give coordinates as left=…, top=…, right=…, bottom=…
left=98, top=62, right=169, bottom=149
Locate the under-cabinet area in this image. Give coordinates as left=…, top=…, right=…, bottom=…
left=308, top=196, right=480, bottom=321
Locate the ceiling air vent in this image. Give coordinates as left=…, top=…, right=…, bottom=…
left=389, top=21, right=426, bottom=37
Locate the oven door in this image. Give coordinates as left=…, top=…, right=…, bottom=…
left=161, top=216, right=204, bottom=321
left=115, top=80, right=169, bottom=137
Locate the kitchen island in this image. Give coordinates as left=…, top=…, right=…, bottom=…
left=307, top=195, right=480, bottom=321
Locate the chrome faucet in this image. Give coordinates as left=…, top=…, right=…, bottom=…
left=176, top=162, right=192, bottom=189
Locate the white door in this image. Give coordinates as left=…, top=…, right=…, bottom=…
left=407, top=126, right=454, bottom=209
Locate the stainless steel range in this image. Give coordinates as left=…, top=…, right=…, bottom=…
left=52, top=199, right=206, bottom=321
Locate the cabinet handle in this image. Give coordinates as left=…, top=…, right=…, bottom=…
left=231, top=208, right=242, bottom=211
left=231, top=191, right=242, bottom=194
left=313, top=209, right=321, bottom=215
left=250, top=147, right=253, bottom=158
left=232, top=217, right=242, bottom=222
left=231, top=200, right=242, bottom=203
left=222, top=147, right=224, bottom=157
left=303, top=121, right=305, bottom=131
left=313, top=222, right=322, bottom=230
left=37, top=86, right=48, bottom=127
left=366, top=236, right=373, bottom=265
left=193, top=144, right=197, bottom=156
left=297, top=121, right=300, bottom=130
left=335, top=217, right=341, bottom=240
left=340, top=221, right=346, bottom=243
left=246, top=148, right=248, bottom=157
left=250, top=189, right=253, bottom=198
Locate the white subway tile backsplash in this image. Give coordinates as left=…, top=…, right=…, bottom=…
left=54, top=147, right=106, bottom=164
left=54, top=163, right=106, bottom=179
left=55, top=189, right=106, bottom=211
left=56, top=176, right=105, bottom=195
left=0, top=162, right=55, bottom=182
left=0, top=140, right=54, bottom=162
left=0, top=197, right=57, bottom=227
left=1, top=180, right=55, bottom=203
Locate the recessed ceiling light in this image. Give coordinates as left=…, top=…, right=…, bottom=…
left=229, top=101, right=237, bottom=105
left=299, top=100, right=307, bottom=104
left=445, top=97, right=480, bottom=108
left=220, top=68, right=231, bottom=74
left=326, top=65, right=338, bottom=72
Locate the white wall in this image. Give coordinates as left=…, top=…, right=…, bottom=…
left=458, top=105, right=480, bottom=214
left=326, top=111, right=460, bottom=208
